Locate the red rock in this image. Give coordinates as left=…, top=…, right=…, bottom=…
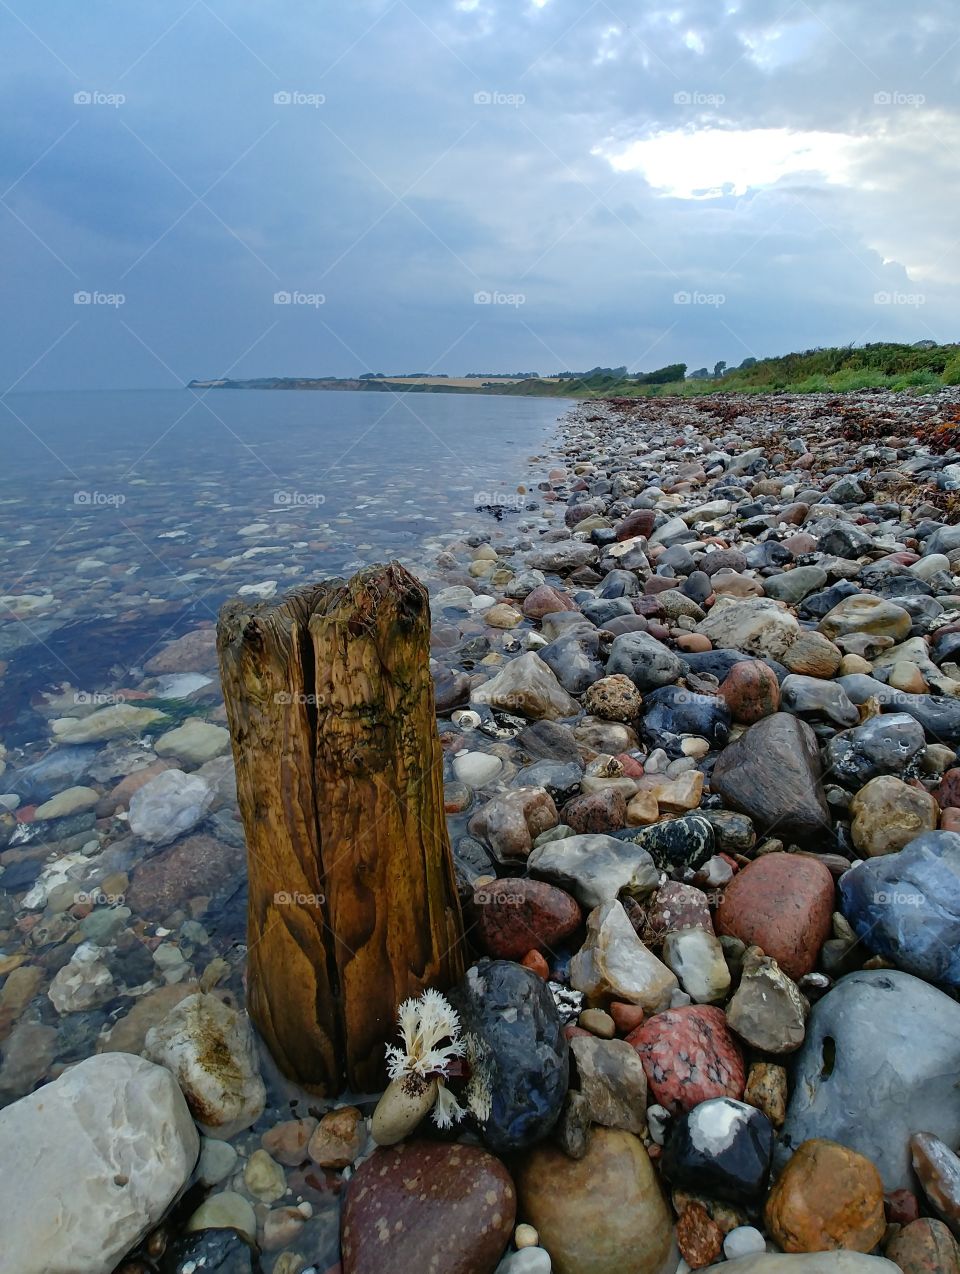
left=262, top=1117, right=317, bottom=1166
left=647, top=623, right=670, bottom=642
left=561, top=789, right=626, bottom=834
left=718, top=660, right=781, bottom=724
left=615, top=509, right=656, bottom=541
left=523, top=585, right=577, bottom=620
left=610, top=1001, right=645, bottom=1034
left=936, top=768, right=960, bottom=810
left=644, top=576, right=678, bottom=596
left=634, top=596, right=666, bottom=619
left=885, top=1189, right=920, bottom=1225
left=522, top=950, right=549, bottom=979
left=473, top=877, right=581, bottom=961
left=341, top=1140, right=515, bottom=1274
left=143, top=626, right=218, bottom=674
left=564, top=1024, right=592, bottom=1040
left=677, top=1202, right=724, bottom=1268
left=715, top=852, right=834, bottom=980
left=125, top=833, right=245, bottom=922
left=616, top=753, right=645, bottom=777
left=783, top=533, right=819, bottom=555
left=942, top=809, right=960, bottom=834
left=627, top=1005, right=745, bottom=1114
left=779, top=503, right=810, bottom=527
left=886, top=1218, right=960, bottom=1274
left=676, top=634, right=712, bottom=653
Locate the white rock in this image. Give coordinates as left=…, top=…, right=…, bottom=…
left=237, top=580, right=277, bottom=599
left=662, top=928, right=731, bottom=1004
left=453, top=751, right=503, bottom=788
left=723, top=1227, right=767, bottom=1260
left=128, top=768, right=214, bottom=846
left=0, top=1053, right=198, bottom=1274
left=145, top=992, right=266, bottom=1138
left=48, top=943, right=114, bottom=1013
left=51, top=703, right=167, bottom=743
left=33, top=786, right=100, bottom=820
left=497, top=1249, right=552, bottom=1274
left=154, top=719, right=230, bottom=766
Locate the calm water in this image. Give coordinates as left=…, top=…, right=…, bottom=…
left=0, top=388, right=567, bottom=737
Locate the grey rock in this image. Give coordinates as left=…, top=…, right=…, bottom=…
left=779, top=968, right=960, bottom=1190
left=763, top=567, right=828, bottom=605
left=840, top=830, right=960, bottom=986
left=606, top=631, right=686, bottom=691
left=779, top=674, right=860, bottom=728
left=823, top=712, right=927, bottom=788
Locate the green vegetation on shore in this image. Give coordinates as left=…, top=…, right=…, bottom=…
left=488, top=341, right=960, bottom=399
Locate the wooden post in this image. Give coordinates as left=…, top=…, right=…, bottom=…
left=217, top=563, right=465, bottom=1094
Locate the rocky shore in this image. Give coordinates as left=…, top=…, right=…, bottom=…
left=4, top=389, right=960, bottom=1272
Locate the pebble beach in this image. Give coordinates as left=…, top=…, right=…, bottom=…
left=5, top=388, right=960, bottom=1273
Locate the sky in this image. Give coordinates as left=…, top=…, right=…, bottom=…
left=1, top=0, right=958, bottom=389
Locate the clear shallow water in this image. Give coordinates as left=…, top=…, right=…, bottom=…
left=0, top=388, right=566, bottom=736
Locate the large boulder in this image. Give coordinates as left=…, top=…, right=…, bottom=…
left=779, top=969, right=960, bottom=1190
left=0, top=1053, right=198, bottom=1274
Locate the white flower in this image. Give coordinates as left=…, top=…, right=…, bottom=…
left=431, top=1081, right=467, bottom=1129
left=384, top=988, right=466, bottom=1082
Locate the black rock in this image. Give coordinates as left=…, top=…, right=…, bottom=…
left=823, top=712, right=927, bottom=788
left=743, top=540, right=792, bottom=570
left=658, top=544, right=696, bottom=574
left=596, top=569, right=640, bottom=599
left=640, top=684, right=731, bottom=747
left=0, top=857, right=43, bottom=894
left=701, top=549, right=747, bottom=576
left=616, top=814, right=715, bottom=874
left=697, top=809, right=756, bottom=853
left=681, top=570, right=712, bottom=606
left=661, top=1097, right=774, bottom=1201
left=160, top=1229, right=262, bottom=1273
left=934, top=631, right=960, bottom=665
left=799, top=579, right=861, bottom=621
left=449, top=959, right=569, bottom=1154
left=579, top=597, right=635, bottom=628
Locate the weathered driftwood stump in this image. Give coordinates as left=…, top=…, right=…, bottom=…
left=217, top=562, right=464, bottom=1094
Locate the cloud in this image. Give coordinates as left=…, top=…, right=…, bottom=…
left=0, top=0, right=957, bottom=388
